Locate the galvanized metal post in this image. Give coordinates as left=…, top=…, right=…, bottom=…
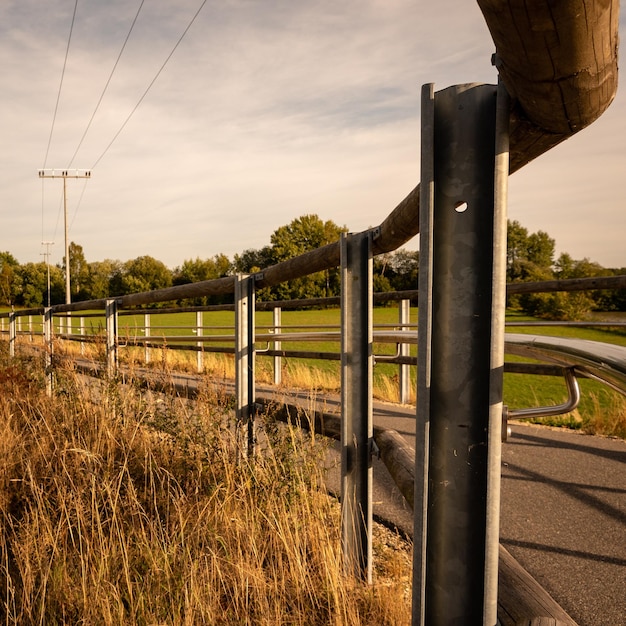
left=340, top=231, right=373, bottom=583
left=399, top=299, right=411, bottom=404
left=8, top=312, right=16, bottom=358
left=196, top=310, right=203, bottom=373
left=273, top=306, right=282, bottom=386
left=44, top=308, right=53, bottom=396
left=144, top=313, right=151, bottom=364
left=105, top=299, right=118, bottom=377
left=413, top=82, right=509, bottom=626
left=485, top=80, right=510, bottom=623
left=235, top=273, right=256, bottom=457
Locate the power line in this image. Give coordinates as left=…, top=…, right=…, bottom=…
left=42, top=0, right=79, bottom=169
left=67, top=0, right=146, bottom=169
left=40, top=0, right=207, bottom=252
left=90, top=0, right=208, bottom=170
left=69, top=178, right=90, bottom=231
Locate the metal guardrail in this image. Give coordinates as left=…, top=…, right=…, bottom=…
left=4, top=309, right=626, bottom=389
left=505, top=333, right=626, bottom=395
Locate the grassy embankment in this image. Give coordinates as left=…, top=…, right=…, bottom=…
left=0, top=345, right=412, bottom=625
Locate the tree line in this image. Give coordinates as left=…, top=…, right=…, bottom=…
left=1, top=214, right=623, bottom=318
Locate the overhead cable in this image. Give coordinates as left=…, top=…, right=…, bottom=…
left=90, top=0, right=208, bottom=170
left=67, top=0, right=146, bottom=169
left=42, top=0, right=79, bottom=169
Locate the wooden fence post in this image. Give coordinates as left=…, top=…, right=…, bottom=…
left=399, top=299, right=411, bottom=404
left=144, top=313, right=151, bottom=364
left=8, top=312, right=16, bottom=358
left=44, top=308, right=53, bottom=396
left=273, top=306, right=282, bottom=385
left=196, top=310, right=203, bottom=373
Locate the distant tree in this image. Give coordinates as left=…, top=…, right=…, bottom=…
left=373, top=249, right=419, bottom=295
left=83, top=259, right=123, bottom=300
left=119, top=256, right=172, bottom=297
left=173, top=254, right=232, bottom=305
left=0, top=251, right=20, bottom=306
left=544, top=253, right=610, bottom=319
left=266, top=214, right=347, bottom=301
left=174, top=254, right=231, bottom=284
left=507, top=220, right=555, bottom=283
left=15, top=262, right=64, bottom=307
left=234, top=247, right=273, bottom=274
left=506, top=220, right=556, bottom=315
left=506, top=220, right=530, bottom=281
left=387, top=249, right=419, bottom=292
left=62, top=242, right=90, bottom=300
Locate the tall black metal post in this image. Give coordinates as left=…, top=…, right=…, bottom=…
left=413, top=82, right=509, bottom=625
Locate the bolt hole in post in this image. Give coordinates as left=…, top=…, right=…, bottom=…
left=454, top=200, right=468, bottom=213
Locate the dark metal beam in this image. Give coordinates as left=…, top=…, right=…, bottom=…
left=414, top=82, right=509, bottom=625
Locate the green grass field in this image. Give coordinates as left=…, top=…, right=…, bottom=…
left=3, top=304, right=625, bottom=437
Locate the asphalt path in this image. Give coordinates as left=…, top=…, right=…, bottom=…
left=320, top=394, right=626, bottom=626
left=499, top=423, right=626, bottom=626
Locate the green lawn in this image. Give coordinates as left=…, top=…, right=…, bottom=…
left=4, top=304, right=625, bottom=436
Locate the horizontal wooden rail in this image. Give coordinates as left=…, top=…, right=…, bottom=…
left=507, top=275, right=626, bottom=295
left=4, top=272, right=625, bottom=324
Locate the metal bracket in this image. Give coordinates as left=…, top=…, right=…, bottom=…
left=373, top=345, right=401, bottom=363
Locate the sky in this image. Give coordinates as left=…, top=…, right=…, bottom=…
left=1, top=0, right=625, bottom=271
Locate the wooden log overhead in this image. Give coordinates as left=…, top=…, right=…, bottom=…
left=478, top=0, right=620, bottom=172
left=373, top=0, right=620, bottom=252
left=256, top=0, right=621, bottom=282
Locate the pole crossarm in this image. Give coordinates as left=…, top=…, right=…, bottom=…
left=38, top=169, right=92, bottom=179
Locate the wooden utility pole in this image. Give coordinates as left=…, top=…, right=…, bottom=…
left=38, top=169, right=91, bottom=304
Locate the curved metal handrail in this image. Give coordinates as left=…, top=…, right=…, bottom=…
left=505, top=333, right=626, bottom=396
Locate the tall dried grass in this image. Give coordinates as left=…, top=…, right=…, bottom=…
left=0, top=347, right=411, bottom=625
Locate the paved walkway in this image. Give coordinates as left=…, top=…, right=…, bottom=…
left=315, top=390, right=626, bottom=626
left=500, top=423, right=626, bottom=626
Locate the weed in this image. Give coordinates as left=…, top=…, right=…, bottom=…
left=0, top=353, right=412, bottom=625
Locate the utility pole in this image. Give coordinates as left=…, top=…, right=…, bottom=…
left=40, top=241, right=54, bottom=307
left=38, top=169, right=91, bottom=304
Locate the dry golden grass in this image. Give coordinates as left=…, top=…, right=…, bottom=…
left=0, top=347, right=412, bottom=625
left=579, top=391, right=626, bottom=439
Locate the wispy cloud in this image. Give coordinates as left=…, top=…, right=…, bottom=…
left=0, top=0, right=623, bottom=269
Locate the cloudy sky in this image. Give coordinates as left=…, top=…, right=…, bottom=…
left=1, top=0, right=624, bottom=270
